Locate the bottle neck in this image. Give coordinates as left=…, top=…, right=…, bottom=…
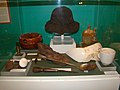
left=88, top=25, right=91, bottom=31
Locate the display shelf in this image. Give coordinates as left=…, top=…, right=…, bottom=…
left=0, top=60, right=9, bottom=71
left=7, top=0, right=120, bottom=7
left=114, top=60, right=120, bottom=74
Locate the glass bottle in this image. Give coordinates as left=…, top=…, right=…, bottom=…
left=82, top=25, right=97, bottom=47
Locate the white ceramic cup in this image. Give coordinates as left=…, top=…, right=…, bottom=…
left=99, top=48, right=116, bottom=66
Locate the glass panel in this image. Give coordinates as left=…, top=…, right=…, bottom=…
left=0, top=0, right=120, bottom=71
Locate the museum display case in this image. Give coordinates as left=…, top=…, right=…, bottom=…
left=0, top=0, right=120, bottom=90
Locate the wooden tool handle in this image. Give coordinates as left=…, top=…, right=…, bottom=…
left=32, top=67, right=58, bottom=73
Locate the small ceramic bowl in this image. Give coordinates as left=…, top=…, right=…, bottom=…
left=19, top=58, right=28, bottom=68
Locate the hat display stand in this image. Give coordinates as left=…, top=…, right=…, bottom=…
left=50, top=33, right=76, bottom=53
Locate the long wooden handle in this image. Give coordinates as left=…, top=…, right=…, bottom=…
left=32, top=67, right=76, bottom=73
left=32, top=67, right=58, bottom=73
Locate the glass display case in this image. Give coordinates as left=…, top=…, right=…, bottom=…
left=0, top=0, right=120, bottom=90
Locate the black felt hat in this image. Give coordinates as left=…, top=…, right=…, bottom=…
left=45, top=6, right=79, bottom=35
